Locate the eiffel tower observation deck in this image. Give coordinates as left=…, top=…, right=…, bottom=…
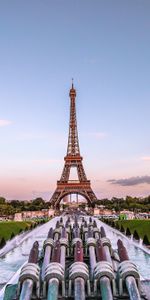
left=49, top=82, right=97, bottom=208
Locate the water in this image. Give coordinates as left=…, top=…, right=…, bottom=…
left=0, top=217, right=59, bottom=289
left=0, top=215, right=150, bottom=294
left=96, top=218, right=150, bottom=279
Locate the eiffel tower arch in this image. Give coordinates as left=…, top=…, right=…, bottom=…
left=49, top=82, right=97, bottom=208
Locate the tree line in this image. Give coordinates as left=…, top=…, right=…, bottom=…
left=0, top=194, right=150, bottom=216
left=0, top=197, right=50, bottom=216
left=103, top=218, right=150, bottom=246
left=95, top=195, right=150, bottom=212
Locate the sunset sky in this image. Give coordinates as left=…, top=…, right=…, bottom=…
left=0, top=1, right=150, bottom=201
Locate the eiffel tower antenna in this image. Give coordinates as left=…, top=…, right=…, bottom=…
left=72, top=78, right=74, bottom=88
left=49, top=83, right=97, bottom=208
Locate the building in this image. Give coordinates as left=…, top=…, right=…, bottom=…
left=14, top=208, right=55, bottom=221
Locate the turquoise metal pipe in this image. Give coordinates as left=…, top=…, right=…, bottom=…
left=42, top=245, right=52, bottom=280
left=100, top=277, right=113, bottom=300
left=74, top=278, right=85, bottom=300
left=19, top=279, right=33, bottom=300
left=126, top=276, right=141, bottom=300
left=87, top=227, right=96, bottom=276
left=41, top=228, right=54, bottom=280
left=47, top=278, right=59, bottom=300
left=47, top=241, right=61, bottom=300
left=89, top=246, right=96, bottom=276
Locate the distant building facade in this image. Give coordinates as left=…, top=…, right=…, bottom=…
left=94, top=207, right=116, bottom=217
left=14, top=208, right=55, bottom=221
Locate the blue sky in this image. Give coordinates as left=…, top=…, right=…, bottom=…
left=0, top=0, right=150, bottom=200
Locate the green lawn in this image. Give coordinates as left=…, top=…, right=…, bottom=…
left=117, top=220, right=150, bottom=240
left=0, top=221, right=33, bottom=241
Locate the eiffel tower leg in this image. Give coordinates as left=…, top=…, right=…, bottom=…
left=84, top=188, right=97, bottom=208
left=50, top=189, right=62, bottom=209
left=77, top=162, right=87, bottom=181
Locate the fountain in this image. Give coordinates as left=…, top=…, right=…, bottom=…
left=0, top=215, right=150, bottom=299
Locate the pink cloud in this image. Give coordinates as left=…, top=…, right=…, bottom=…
left=0, top=119, right=12, bottom=127
left=141, top=156, right=150, bottom=161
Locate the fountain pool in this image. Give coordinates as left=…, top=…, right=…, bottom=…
left=0, top=215, right=150, bottom=298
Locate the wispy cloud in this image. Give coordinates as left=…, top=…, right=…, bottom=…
left=0, top=119, right=12, bottom=127
left=141, top=156, right=150, bottom=161
left=87, top=132, right=107, bottom=139
left=108, top=175, right=150, bottom=186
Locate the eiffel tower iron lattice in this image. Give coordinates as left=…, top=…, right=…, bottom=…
left=49, top=83, right=97, bottom=208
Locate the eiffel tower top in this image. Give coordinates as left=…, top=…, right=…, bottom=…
left=69, top=79, right=76, bottom=97
left=67, top=81, right=80, bottom=157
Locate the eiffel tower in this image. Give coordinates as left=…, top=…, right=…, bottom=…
left=49, top=82, right=97, bottom=208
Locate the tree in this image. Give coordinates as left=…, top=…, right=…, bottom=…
left=0, top=237, right=6, bottom=248
left=126, top=227, right=131, bottom=236
left=115, top=223, right=120, bottom=230
left=10, top=200, right=20, bottom=208
left=133, top=230, right=140, bottom=241
left=0, top=197, right=6, bottom=204
left=120, top=225, right=125, bottom=233
left=143, top=235, right=150, bottom=246
left=0, top=204, right=15, bottom=216
left=111, top=221, right=115, bottom=227
left=32, top=198, right=45, bottom=206
left=10, top=232, right=15, bottom=239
